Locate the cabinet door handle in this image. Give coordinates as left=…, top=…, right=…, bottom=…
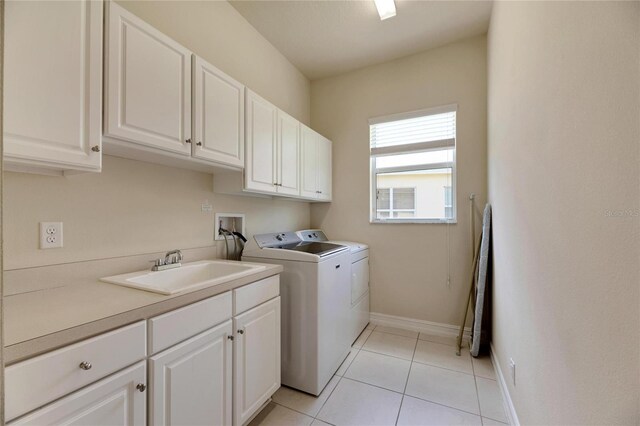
left=237, top=329, right=245, bottom=334
left=79, top=361, right=92, bottom=370
left=136, top=383, right=146, bottom=392
left=196, top=141, right=202, bottom=146
left=91, top=145, right=100, bottom=153
left=227, top=335, right=234, bottom=341
left=185, top=138, right=192, bottom=144
left=335, top=264, right=341, bottom=269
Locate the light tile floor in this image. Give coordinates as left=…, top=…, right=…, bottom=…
left=250, top=324, right=509, bottom=426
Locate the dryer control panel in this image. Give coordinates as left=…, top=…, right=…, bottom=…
left=296, top=229, right=328, bottom=242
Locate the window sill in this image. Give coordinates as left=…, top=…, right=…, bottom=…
left=370, top=219, right=457, bottom=224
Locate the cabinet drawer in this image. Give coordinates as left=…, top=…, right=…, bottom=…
left=6, top=321, right=146, bottom=422
left=8, top=362, right=146, bottom=425
left=148, top=291, right=232, bottom=354
left=234, top=275, right=280, bottom=315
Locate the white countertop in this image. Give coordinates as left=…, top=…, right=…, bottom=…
left=4, top=263, right=282, bottom=365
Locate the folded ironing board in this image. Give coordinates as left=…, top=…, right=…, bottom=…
left=471, top=204, right=492, bottom=357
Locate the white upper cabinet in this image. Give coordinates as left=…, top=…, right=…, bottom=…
left=104, top=0, right=192, bottom=156
left=276, top=111, right=301, bottom=196
left=192, top=56, right=245, bottom=168
left=3, top=0, right=103, bottom=175
left=300, top=125, right=332, bottom=201
left=245, top=90, right=278, bottom=192
left=243, top=91, right=303, bottom=197
left=300, top=125, right=320, bottom=198
left=317, top=135, right=333, bottom=201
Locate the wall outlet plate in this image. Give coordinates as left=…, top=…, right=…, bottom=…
left=40, top=222, right=63, bottom=249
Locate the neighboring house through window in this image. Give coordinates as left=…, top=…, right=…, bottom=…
left=370, top=105, right=457, bottom=222
left=444, top=186, right=453, bottom=219
left=376, top=187, right=416, bottom=218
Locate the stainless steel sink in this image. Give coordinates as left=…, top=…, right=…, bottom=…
left=100, top=260, right=266, bottom=295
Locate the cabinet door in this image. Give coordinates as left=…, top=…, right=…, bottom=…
left=192, top=56, right=244, bottom=168
left=105, top=1, right=192, bottom=155
left=4, top=0, right=102, bottom=173
left=234, top=297, right=281, bottom=426
left=245, top=90, right=277, bottom=193
left=317, top=136, right=333, bottom=201
left=300, top=125, right=319, bottom=198
left=277, top=111, right=301, bottom=196
left=9, top=362, right=146, bottom=426
left=149, top=320, right=233, bottom=426
left=351, top=257, right=370, bottom=304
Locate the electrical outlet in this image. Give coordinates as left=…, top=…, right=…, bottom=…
left=509, top=358, right=516, bottom=386
left=40, top=222, right=63, bottom=249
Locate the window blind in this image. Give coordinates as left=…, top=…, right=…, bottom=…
left=370, top=108, right=456, bottom=157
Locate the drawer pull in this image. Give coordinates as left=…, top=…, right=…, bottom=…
left=136, top=383, right=147, bottom=392
left=79, top=361, right=92, bottom=371
left=335, top=264, right=341, bottom=269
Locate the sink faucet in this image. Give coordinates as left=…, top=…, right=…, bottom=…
left=165, top=249, right=183, bottom=265
left=150, top=249, right=183, bottom=271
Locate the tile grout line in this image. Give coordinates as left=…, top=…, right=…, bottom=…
left=411, top=357, right=475, bottom=376
left=400, top=392, right=486, bottom=419
left=338, top=375, right=405, bottom=396
left=313, top=340, right=364, bottom=425
left=470, top=350, right=484, bottom=423
left=313, top=374, right=342, bottom=426
left=394, top=335, right=419, bottom=425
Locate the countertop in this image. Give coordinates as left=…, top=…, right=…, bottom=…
left=4, top=263, right=283, bottom=365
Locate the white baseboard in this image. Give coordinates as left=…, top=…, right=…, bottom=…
left=490, top=343, right=520, bottom=426
left=369, top=312, right=472, bottom=339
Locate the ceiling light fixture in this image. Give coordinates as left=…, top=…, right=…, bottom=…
left=374, top=0, right=396, bottom=20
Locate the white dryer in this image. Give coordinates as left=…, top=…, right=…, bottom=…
left=242, top=232, right=351, bottom=396
left=296, top=230, right=370, bottom=344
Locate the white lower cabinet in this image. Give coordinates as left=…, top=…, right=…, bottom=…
left=149, top=320, right=233, bottom=426
left=233, top=297, right=281, bottom=426
left=6, top=276, right=281, bottom=426
left=9, top=362, right=146, bottom=425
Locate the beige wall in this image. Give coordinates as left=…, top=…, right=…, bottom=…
left=488, top=1, right=639, bottom=423
left=1, top=0, right=5, bottom=419
left=311, top=35, right=487, bottom=326
left=3, top=0, right=311, bottom=270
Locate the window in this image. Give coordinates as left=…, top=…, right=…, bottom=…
left=370, top=105, right=456, bottom=223
left=376, top=187, right=416, bottom=218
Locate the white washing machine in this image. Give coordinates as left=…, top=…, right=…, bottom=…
left=296, top=230, right=370, bottom=344
left=242, top=231, right=351, bottom=396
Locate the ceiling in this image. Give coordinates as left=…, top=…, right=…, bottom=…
left=230, top=0, right=493, bottom=80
